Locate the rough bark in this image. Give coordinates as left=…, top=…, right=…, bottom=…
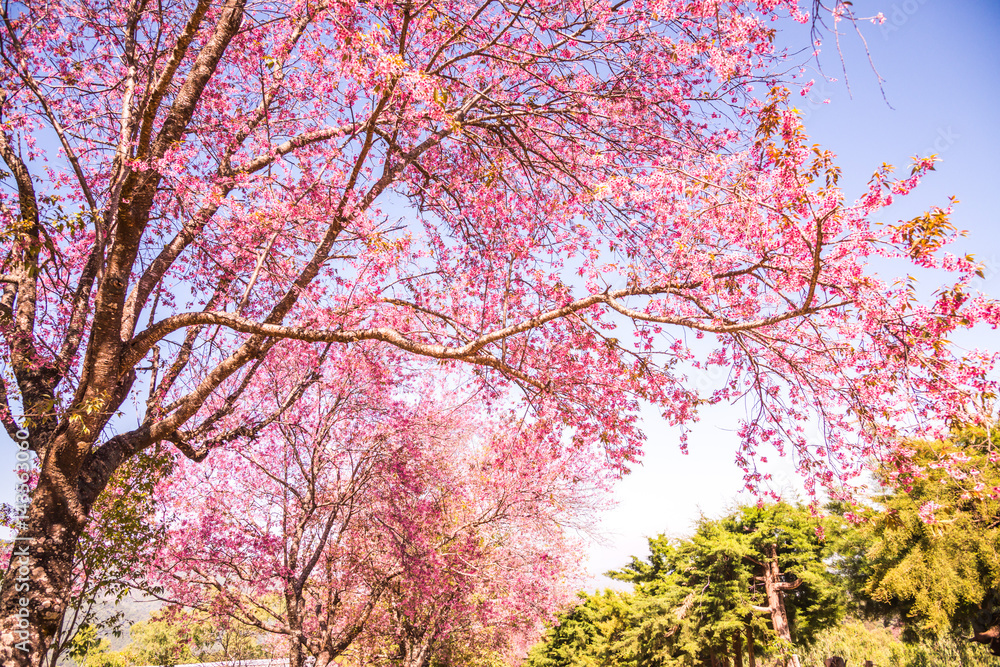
left=0, top=459, right=84, bottom=665
left=314, top=650, right=336, bottom=667
left=0, top=0, right=248, bottom=661
left=760, top=543, right=801, bottom=667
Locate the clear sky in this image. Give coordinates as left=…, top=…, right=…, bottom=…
left=586, top=0, right=1000, bottom=585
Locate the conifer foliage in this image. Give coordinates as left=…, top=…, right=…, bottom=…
left=840, top=428, right=1000, bottom=655
left=527, top=503, right=845, bottom=667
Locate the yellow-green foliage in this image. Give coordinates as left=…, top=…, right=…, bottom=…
left=525, top=590, right=638, bottom=667
left=127, top=610, right=217, bottom=665
left=79, top=651, right=133, bottom=667
left=851, top=427, right=1000, bottom=639
left=67, top=625, right=113, bottom=667
left=798, top=618, right=1000, bottom=667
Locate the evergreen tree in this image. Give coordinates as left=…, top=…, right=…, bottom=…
left=528, top=503, right=846, bottom=667
left=841, top=427, right=1000, bottom=655
left=525, top=591, right=637, bottom=667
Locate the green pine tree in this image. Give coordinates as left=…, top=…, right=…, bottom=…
left=528, top=502, right=846, bottom=667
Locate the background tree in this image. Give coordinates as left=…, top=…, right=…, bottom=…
left=66, top=605, right=269, bottom=667
left=120, top=607, right=217, bottom=667
left=524, top=590, right=638, bottom=667
left=1, top=0, right=996, bottom=662
left=529, top=503, right=846, bottom=667
left=352, top=417, right=593, bottom=667
left=144, top=344, right=432, bottom=667
left=143, top=344, right=597, bottom=667
left=66, top=624, right=110, bottom=667
left=615, top=503, right=845, bottom=667
left=838, top=427, right=1000, bottom=656
left=797, top=618, right=1000, bottom=667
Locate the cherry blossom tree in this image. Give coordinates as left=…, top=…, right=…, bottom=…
left=352, top=412, right=593, bottom=667
left=0, top=0, right=996, bottom=662
left=142, top=344, right=596, bottom=667
left=142, top=343, right=407, bottom=667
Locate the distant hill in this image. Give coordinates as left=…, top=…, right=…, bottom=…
left=57, top=589, right=162, bottom=665
left=97, top=591, right=162, bottom=651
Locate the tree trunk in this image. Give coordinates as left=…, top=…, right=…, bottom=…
left=0, top=469, right=88, bottom=666
left=747, top=625, right=756, bottom=667
left=286, top=599, right=307, bottom=667
left=400, top=631, right=434, bottom=667
left=971, top=623, right=1000, bottom=656
left=762, top=544, right=801, bottom=667
left=734, top=630, right=744, bottom=667
left=0, top=0, right=248, bottom=660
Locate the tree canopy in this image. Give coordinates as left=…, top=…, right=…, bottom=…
left=135, top=344, right=595, bottom=667
left=529, top=430, right=1000, bottom=667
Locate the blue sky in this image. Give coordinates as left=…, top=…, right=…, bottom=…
left=586, top=0, right=1000, bottom=583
